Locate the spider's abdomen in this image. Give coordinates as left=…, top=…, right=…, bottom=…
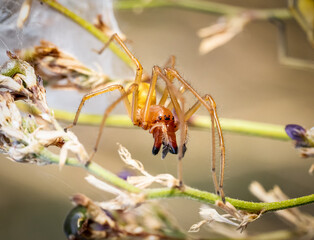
left=127, top=82, right=156, bottom=109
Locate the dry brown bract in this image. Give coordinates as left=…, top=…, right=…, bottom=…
left=16, top=41, right=111, bottom=90
left=198, top=13, right=252, bottom=55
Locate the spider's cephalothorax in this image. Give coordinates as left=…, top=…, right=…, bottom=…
left=146, top=105, right=178, bottom=158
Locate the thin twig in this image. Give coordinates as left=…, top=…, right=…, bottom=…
left=114, top=0, right=292, bottom=20
left=40, top=0, right=134, bottom=70
left=17, top=102, right=290, bottom=141
left=40, top=148, right=313, bottom=214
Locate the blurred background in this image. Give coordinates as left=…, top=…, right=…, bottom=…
left=0, top=0, right=313, bottom=239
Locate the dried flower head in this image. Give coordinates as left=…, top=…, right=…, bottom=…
left=85, top=174, right=145, bottom=211
left=117, top=143, right=180, bottom=188
left=65, top=194, right=119, bottom=239
left=189, top=200, right=262, bottom=236
left=65, top=193, right=186, bottom=240
left=0, top=57, right=89, bottom=166
left=16, top=41, right=112, bottom=90
left=285, top=124, right=314, bottom=172
left=1, top=52, right=50, bottom=113
left=198, top=13, right=252, bottom=54
left=285, top=124, right=314, bottom=148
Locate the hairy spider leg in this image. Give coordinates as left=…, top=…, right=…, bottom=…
left=65, top=33, right=145, bottom=162
left=64, top=84, right=136, bottom=161
left=65, top=84, right=132, bottom=131
left=158, top=65, right=176, bottom=106
left=99, top=36, right=187, bottom=186
left=142, top=66, right=187, bottom=187
left=164, top=68, right=226, bottom=202
left=97, top=33, right=143, bottom=124
left=89, top=84, right=138, bottom=161
left=158, top=57, right=187, bottom=112
left=163, top=55, right=176, bottom=69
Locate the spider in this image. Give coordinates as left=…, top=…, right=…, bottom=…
left=65, top=34, right=226, bottom=201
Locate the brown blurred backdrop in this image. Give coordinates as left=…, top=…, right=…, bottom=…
left=0, top=0, right=313, bottom=239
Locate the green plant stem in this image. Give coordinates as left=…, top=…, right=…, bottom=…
left=17, top=102, right=289, bottom=141
left=114, top=0, right=292, bottom=19
left=40, top=0, right=134, bottom=70
left=38, top=148, right=313, bottom=213
left=50, top=107, right=290, bottom=141
left=39, top=148, right=140, bottom=193
left=145, top=187, right=314, bottom=213
left=189, top=115, right=290, bottom=140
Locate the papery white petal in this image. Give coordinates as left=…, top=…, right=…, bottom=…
left=85, top=175, right=129, bottom=198
left=97, top=201, right=123, bottom=211
left=198, top=14, right=250, bottom=55
left=199, top=32, right=235, bottom=54
left=0, top=75, right=24, bottom=92
left=197, top=22, right=226, bottom=38
left=35, top=130, right=62, bottom=145
left=154, top=173, right=179, bottom=188
left=127, top=175, right=155, bottom=189
left=117, top=143, right=147, bottom=175
left=188, top=220, right=207, bottom=233
left=59, top=140, right=72, bottom=167
left=20, top=60, right=37, bottom=88
left=200, top=205, right=239, bottom=227
left=57, top=130, right=88, bottom=167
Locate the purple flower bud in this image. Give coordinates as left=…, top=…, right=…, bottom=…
left=117, top=169, right=133, bottom=180
left=285, top=124, right=306, bottom=141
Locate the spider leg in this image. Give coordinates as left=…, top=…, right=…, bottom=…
left=140, top=67, right=159, bottom=127
left=64, top=84, right=137, bottom=162
left=158, top=56, right=176, bottom=106
left=166, top=85, right=186, bottom=110
left=65, top=84, right=132, bottom=131
left=97, top=33, right=143, bottom=124
left=163, top=55, right=176, bottom=69
left=89, top=83, right=138, bottom=161
left=164, top=68, right=226, bottom=202
left=184, top=95, right=223, bottom=201
left=145, top=66, right=187, bottom=187
left=64, top=84, right=134, bottom=162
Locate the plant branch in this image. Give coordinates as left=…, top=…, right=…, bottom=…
left=114, top=0, right=292, bottom=20
left=17, top=102, right=290, bottom=141
left=145, top=187, right=314, bottom=213
left=39, top=148, right=313, bottom=214
left=40, top=0, right=134, bottom=70
left=50, top=107, right=290, bottom=141
left=39, top=148, right=140, bottom=193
